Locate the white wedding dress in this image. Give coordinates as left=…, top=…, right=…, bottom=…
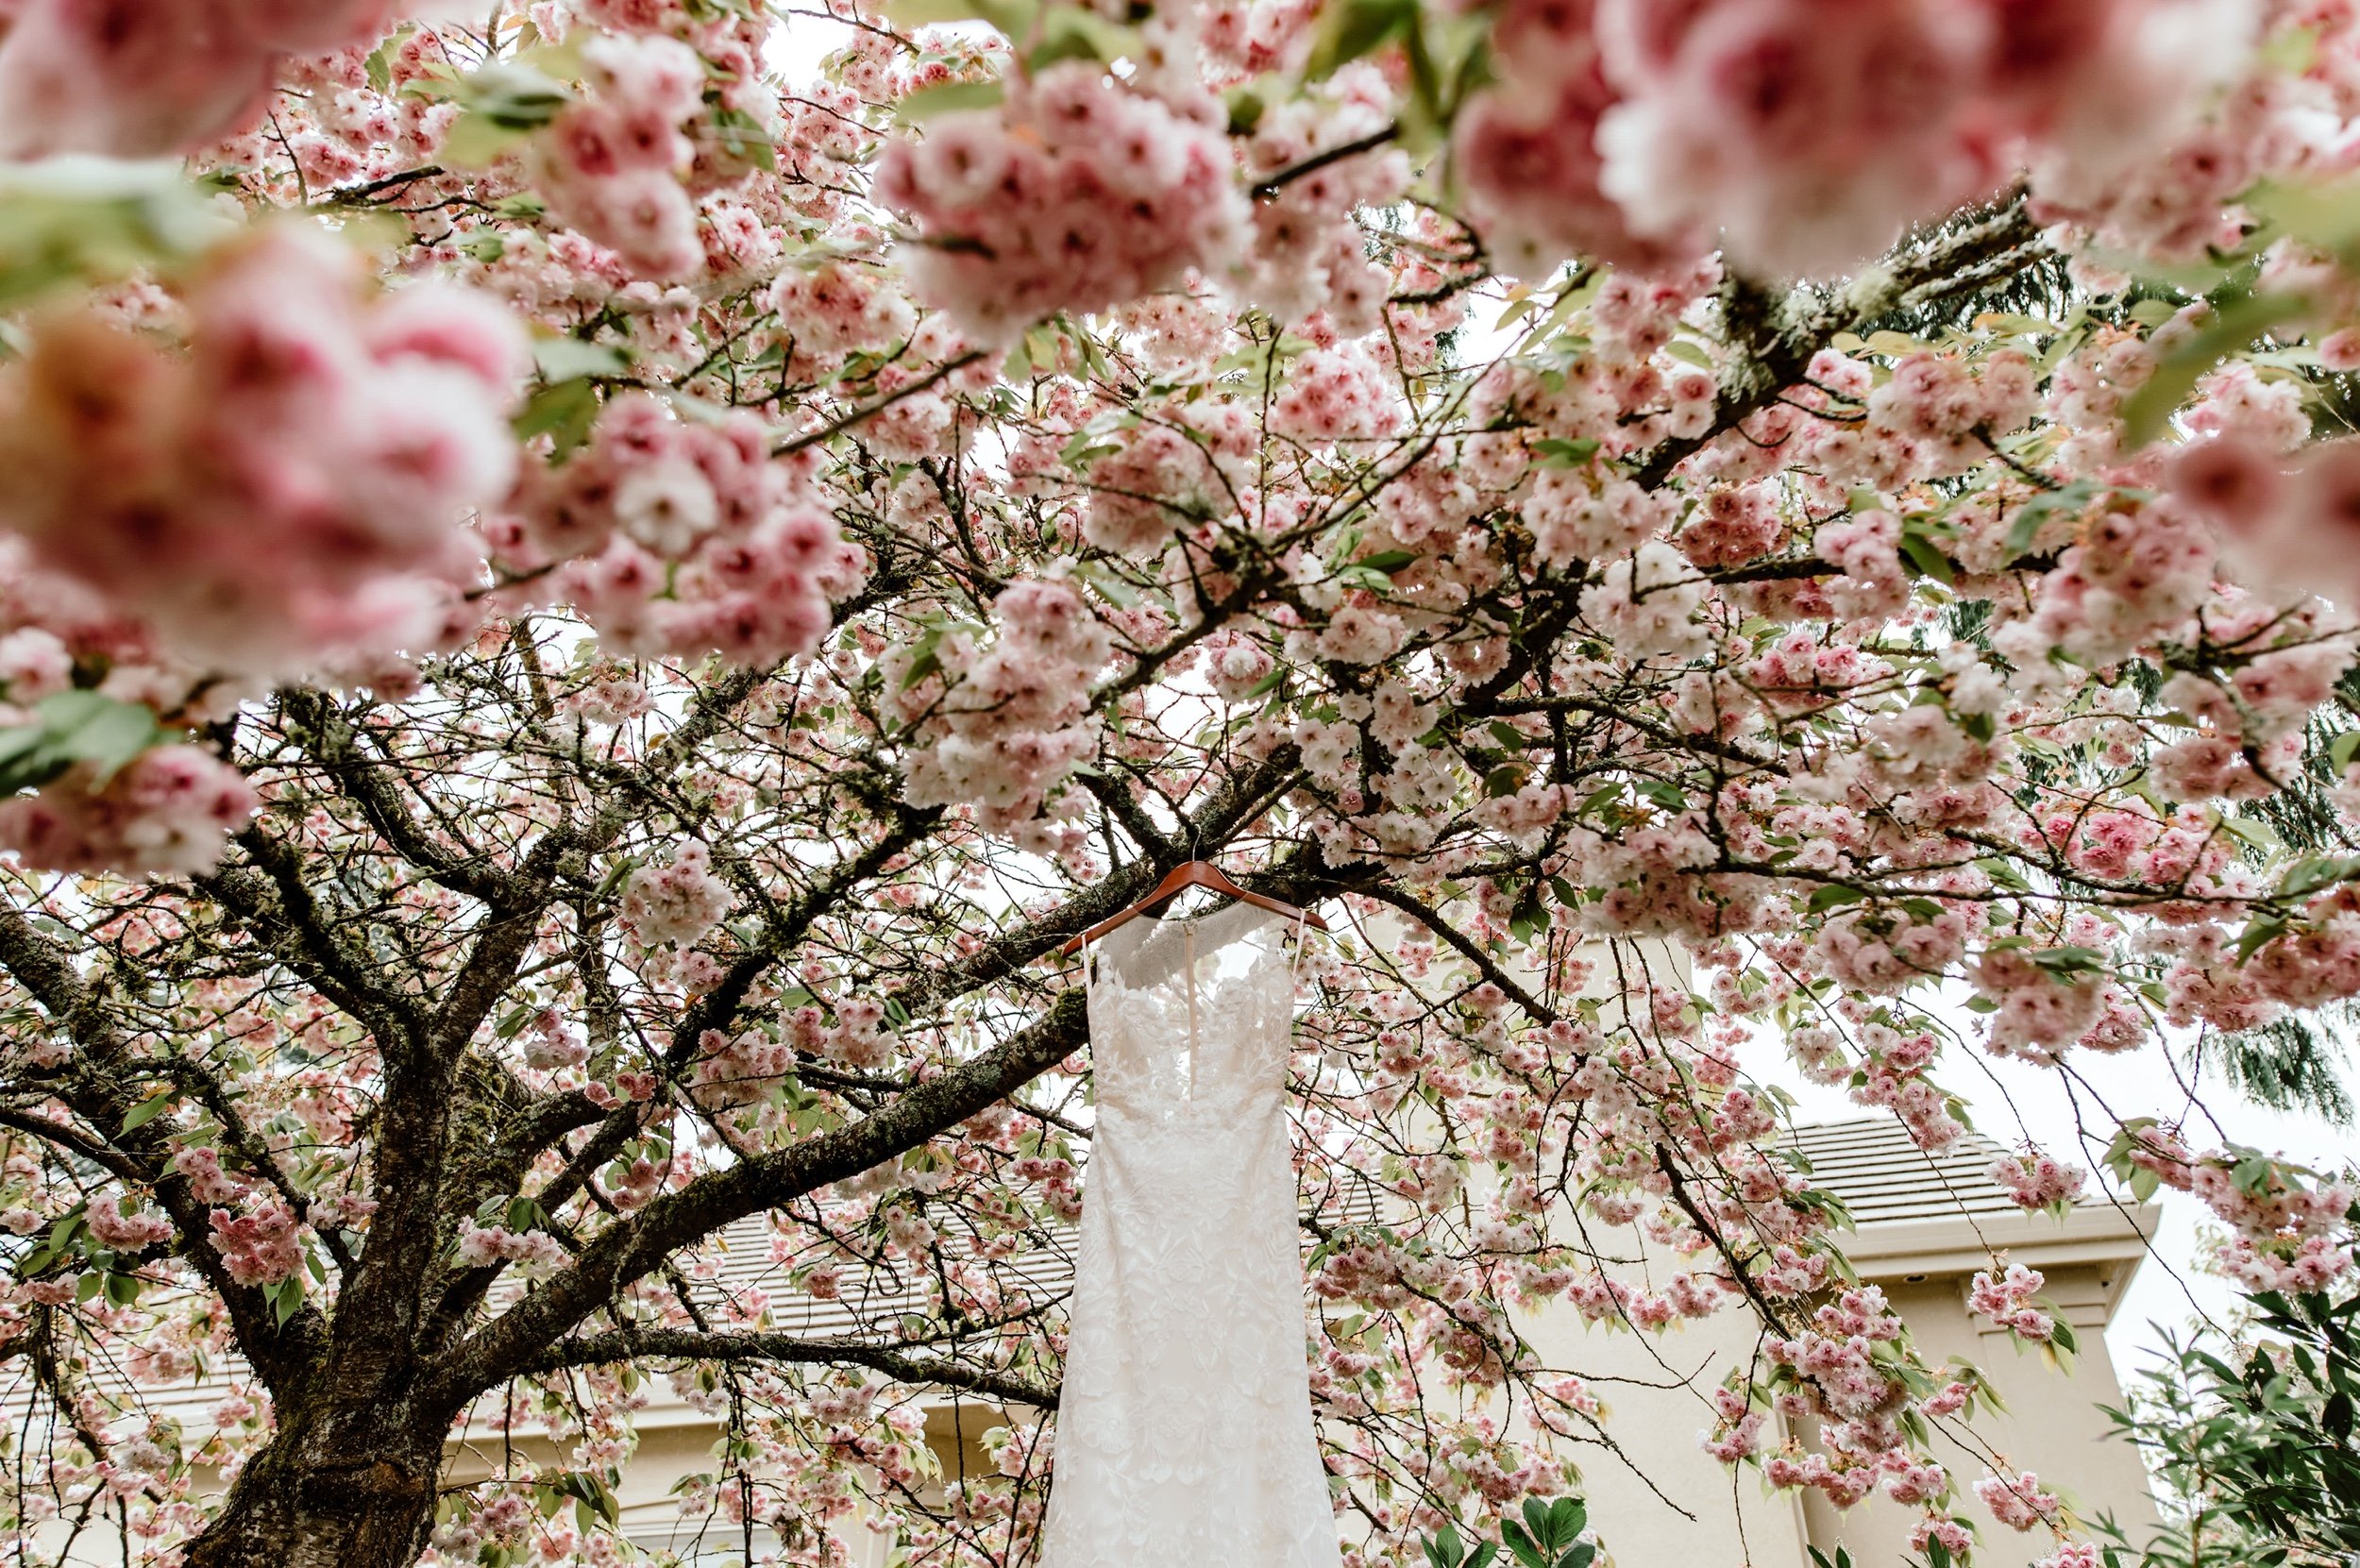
left=1038, top=902, right=1340, bottom=1568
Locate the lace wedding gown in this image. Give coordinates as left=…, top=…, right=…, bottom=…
left=1038, top=902, right=1340, bottom=1568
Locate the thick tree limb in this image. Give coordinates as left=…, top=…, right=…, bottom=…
left=1627, top=194, right=2045, bottom=492
left=437, top=984, right=1091, bottom=1396
left=524, top=1327, right=1059, bottom=1408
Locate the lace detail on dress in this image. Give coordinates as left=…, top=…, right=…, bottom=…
left=1037, top=905, right=1339, bottom=1568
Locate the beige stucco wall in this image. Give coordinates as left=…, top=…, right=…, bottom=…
left=1490, top=1211, right=2156, bottom=1568
left=1795, top=1233, right=2160, bottom=1568
left=1508, top=1281, right=1816, bottom=1568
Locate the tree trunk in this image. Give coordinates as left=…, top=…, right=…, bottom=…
left=180, top=1396, right=443, bottom=1568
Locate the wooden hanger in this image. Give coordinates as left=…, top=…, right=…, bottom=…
left=1056, top=860, right=1325, bottom=958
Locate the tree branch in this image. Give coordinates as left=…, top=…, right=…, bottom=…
left=523, top=1327, right=1059, bottom=1408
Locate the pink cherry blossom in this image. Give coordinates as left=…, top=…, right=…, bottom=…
left=619, top=840, right=733, bottom=948
left=874, top=63, right=1249, bottom=343
left=0, top=226, right=524, bottom=672
left=0, top=747, right=256, bottom=877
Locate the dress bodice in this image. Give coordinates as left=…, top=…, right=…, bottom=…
left=1085, top=902, right=1300, bottom=1118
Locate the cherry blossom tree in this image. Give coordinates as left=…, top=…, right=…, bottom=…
left=1, top=1, right=2359, bottom=1566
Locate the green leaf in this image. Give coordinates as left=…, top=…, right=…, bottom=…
left=1975, top=312, right=2064, bottom=337
left=2249, top=175, right=2360, bottom=262
left=2027, top=944, right=2107, bottom=980
left=121, top=1089, right=177, bottom=1132
left=513, top=378, right=601, bottom=455
left=2236, top=912, right=2291, bottom=961
left=1076, top=561, right=1140, bottom=608
left=448, top=60, right=574, bottom=128
left=1026, top=7, right=1141, bottom=71
left=423, top=59, right=574, bottom=167
left=365, top=28, right=408, bottom=95
left=1332, top=565, right=1401, bottom=593
left=894, top=77, right=1007, bottom=125
left=1224, top=80, right=1269, bottom=135
left=2119, top=290, right=2309, bottom=450
left=531, top=335, right=630, bottom=384
left=2222, top=812, right=2284, bottom=851
left=1896, top=529, right=1957, bottom=586
left=712, top=105, right=777, bottom=172
left=58, top=694, right=167, bottom=785
left=1532, top=437, right=1601, bottom=468
left=2231, top=1153, right=2276, bottom=1194
left=439, top=110, right=529, bottom=169
left=1638, top=779, right=1688, bottom=812
left=2001, top=481, right=2096, bottom=559
left=1305, top=0, right=1418, bottom=80
left=899, top=626, right=947, bottom=692
left=2276, top=854, right=2360, bottom=901
left=0, top=690, right=176, bottom=797
left=884, top=0, right=1039, bottom=34
left=0, top=159, right=235, bottom=312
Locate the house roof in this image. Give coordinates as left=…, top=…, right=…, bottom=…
left=1786, top=1116, right=2035, bottom=1227
left=1786, top=1119, right=2157, bottom=1299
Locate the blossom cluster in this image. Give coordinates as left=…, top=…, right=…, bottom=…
left=0, top=0, right=433, bottom=158
left=618, top=839, right=732, bottom=948
left=873, top=63, right=1248, bottom=343
left=1967, top=1262, right=2057, bottom=1342
left=1451, top=0, right=2237, bottom=280
left=0, top=226, right=525, bottom=673
left=515, top=395, right=856, bottom=666
left=0, top=748, right=258, bottom=878
left=895, top=578, right=1113, bottom=836
left=532, top=32, right=711, bottom=280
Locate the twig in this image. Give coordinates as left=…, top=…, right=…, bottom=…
left=1251, top=126, right=1399, bottom=200
left=317, top=165, right=447, bottom=207
left=771, top=349, right=988, bottom=457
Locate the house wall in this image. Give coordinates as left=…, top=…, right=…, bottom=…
left=1795, top=1265, right=2159, bottom=1568
left=1508, top=1288, right=1815, bottom=1568
left=1492, top=1234, right=2157, bottom=1568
